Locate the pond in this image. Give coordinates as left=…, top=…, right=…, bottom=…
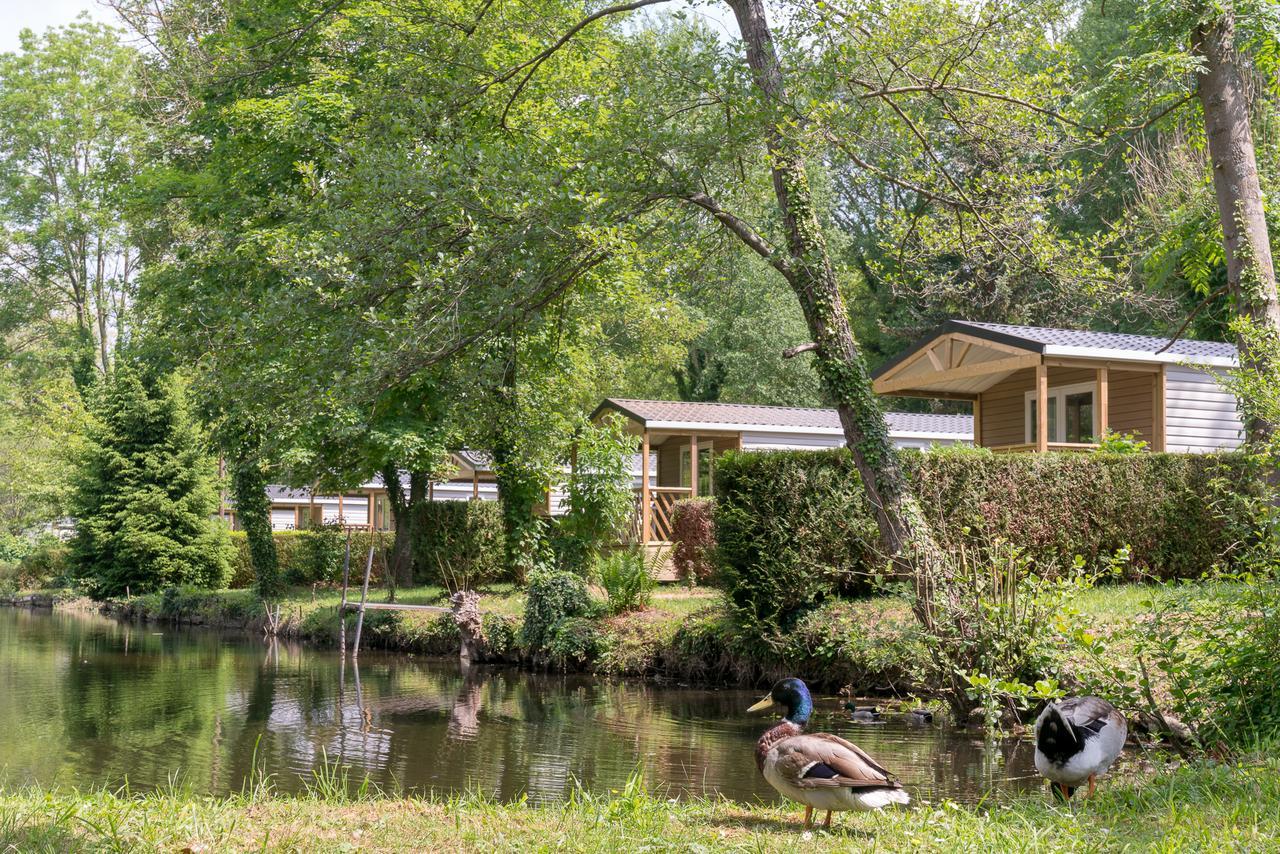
left=0, top=607, right=1046, bottom=805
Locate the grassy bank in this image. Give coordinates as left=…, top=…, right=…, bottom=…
left=2, top=749, right=1277, bottom=852
left=8, top=580, right=1243, bottom=701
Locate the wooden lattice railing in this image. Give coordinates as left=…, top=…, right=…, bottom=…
left=627, top=486, right=693, bottom=544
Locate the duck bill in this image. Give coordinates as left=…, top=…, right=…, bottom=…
left=747, top=695, right=775, bottom=713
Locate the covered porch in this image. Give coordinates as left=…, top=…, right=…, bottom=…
left=872, top=323, right=1167, bottom=452
left=630, top=430, right=740, bottom=545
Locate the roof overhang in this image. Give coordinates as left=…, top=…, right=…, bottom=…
left=873, top=330, right=1041, bottom=396
left=872, top=322, right=1238, bottom=398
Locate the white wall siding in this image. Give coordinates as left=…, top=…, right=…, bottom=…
left=1164, top=365, right=1244, bottom=453
left=740, top=430, right=966, bottom=452
left=740, top=431, right=845, bottom=452
left=270, top=508, right=298, bottom=530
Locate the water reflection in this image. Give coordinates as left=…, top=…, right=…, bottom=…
left=0, top=608, right=1045, bottom=804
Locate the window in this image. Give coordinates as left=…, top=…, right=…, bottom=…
left=679, top=444, right=716, bottom=493
left=1025, top=382, right=1097, bottom=444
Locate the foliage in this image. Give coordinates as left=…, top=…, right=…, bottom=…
left=0, top=18, right=142, bottom=385
left=909, top=540, right=1111, bottom=725
left=1076, top=573, right=1280, bottom=750
left=546, top=616, right=605, bottom=670
left=229, top=438, right=281, bottom=598
left=1096, top=430, right=1151, bottom=454
left=519, top=569, right=598, bottom=657
left=293, top=523, right=347, bottom=586
left=593, top=548, right=657, bottom=615
left=0, top=366, right=82, bottom=535
left=557, top=415, right=639, bottom=573
left=412, top=500, right=505, bottom=589
left=670, top=498, right=716, bottom=585
left=67, top=366, right=231, bottom=597
left=716, top=447, right=1263, bottom=622
left=713, top=450, right=895, bottom=639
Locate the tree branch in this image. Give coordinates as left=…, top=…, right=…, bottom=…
left=782, top=342, right=819, bottom=358
left=1155, top=283, right=1231, bottom=354
left=497, top=0, right=673, bottom=126
left=679, top=191, right=792, bottom=280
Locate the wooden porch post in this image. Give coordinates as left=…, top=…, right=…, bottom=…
left=472, top=471, right=479, bottom=499
left=1036, top=362, right=1049, bottom=452
left=640, top=430, right=651, bottom=546
left=972, top=396, right=982, bottom=447
left=367, top=491, right=374, bottom=531
left=689, top=434, right=699, bottom=498
left=338, top=492, right=345, bottom=526
left=1097, top=366, right=1109, bottom=442
left=1153, top=366, right=1167, bottom=451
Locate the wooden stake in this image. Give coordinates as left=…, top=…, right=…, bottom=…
left=339, top=530, right=351, bottom=654
left=640, top=430, right=651, bottom=546
left=1036, top=362, right=1049, bottom=452
left=351, top=545, right=374, bottom=658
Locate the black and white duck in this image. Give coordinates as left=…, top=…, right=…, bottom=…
left=749, top=678, right=910, bottom=829
left=1033, top=696, right=1127, bottom=800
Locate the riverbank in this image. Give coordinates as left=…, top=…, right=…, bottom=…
left=2, top=747, right=1277, bottom=852
left=2, top=580, right=1244, bottom=702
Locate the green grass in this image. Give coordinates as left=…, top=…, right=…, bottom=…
left=2, top=749, right=1277, bottom=852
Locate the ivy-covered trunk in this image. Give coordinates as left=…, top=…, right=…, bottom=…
left=725, top=0, right=950, bottom=586
left=492, top=444, right=546, bottom=582
left=724, top=1, right=970, bottom=717
left=229, top=434, right=280, bottom=599
left=1193, top=13, right=1280, bottom=447
left=380, top=465, right=424, bottom=587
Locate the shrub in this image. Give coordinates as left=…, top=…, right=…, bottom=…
left=412, top=500, right=505, bottom=588
left=227, top=530, right=395, bottom=589
left=546, top=616, right=605, bottom=668
left=713, top=450, right=882, bottom=634
left=1096, top=430, right=1149, bottom=454
left=520, top=569, right=597, bottom=655
left=594, top=548, right=657, bottom=614
left=714, top=448, right=1262, bottom=633
left=556, top=415, right=638, bottom=573
left=293, top=523, right=346, bottom=584
left=14, top=535, right=69, bottom=589
left=671, top=498, right=715, bottom=584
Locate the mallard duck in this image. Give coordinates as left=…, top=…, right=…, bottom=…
left=749, top=678, right=910, bottom=829
left=843, top=702, right=883, bottom=722
left=1034, top=696, right=1127, bottom=800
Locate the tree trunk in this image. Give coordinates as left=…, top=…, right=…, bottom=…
left=231, top=448, right=281, bottom=599
left=380, top=465, right=421, bottom=587
left=724, top=0, right=950, bottom=592
left=1193, top=14, right=1280, bottom=445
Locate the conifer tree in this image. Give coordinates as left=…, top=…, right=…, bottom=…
left=68, top=365, right=231, bottom=597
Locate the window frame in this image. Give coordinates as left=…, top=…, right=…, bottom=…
left=1024, top=380, right=1099, bottom=445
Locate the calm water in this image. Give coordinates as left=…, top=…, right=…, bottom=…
left=0, top=608, right=1044, bottom=805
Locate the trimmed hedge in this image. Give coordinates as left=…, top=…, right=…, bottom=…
left=412, top=500, right=505, bottom=586
left=227, top=501, right=505, bottom=589
left=714, top=448, right=1263, bottom=629
left=228, top=530, right=391, bottom=589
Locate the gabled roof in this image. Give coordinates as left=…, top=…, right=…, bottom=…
left=593, top=398, right=971, bottom=439
left=873, top=320, right=1237, bottom=380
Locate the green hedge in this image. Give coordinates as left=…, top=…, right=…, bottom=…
left=713, top=448, right=1263, bottom=629
left=228, top=530, right=392, bottom=589
left=227, top=501, right=506, bottom=589
left=411, top=500, right=505, bottom=586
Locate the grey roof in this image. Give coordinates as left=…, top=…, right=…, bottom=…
left=884, top=411, right=973, bottom=436
left=595, top=398, right=971, bottom=437
left=953, top=320, right=1237, bottom=360
left=873, top=319, right=1237, bottom=378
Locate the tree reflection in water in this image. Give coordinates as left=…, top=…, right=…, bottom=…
left=1, top=609, right=1055, bottom=804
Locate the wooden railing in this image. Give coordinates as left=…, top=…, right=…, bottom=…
left=628, top=486, right=693, bottom=544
